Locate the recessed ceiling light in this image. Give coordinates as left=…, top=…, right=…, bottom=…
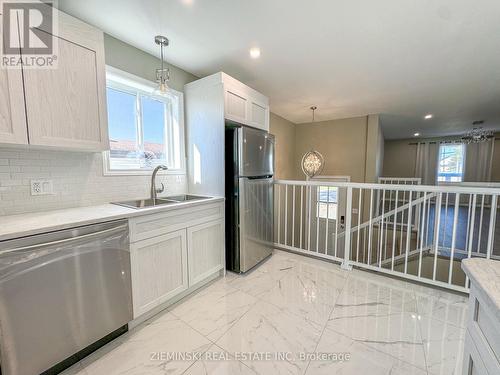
left=424, top=114, right=433, bottom=120
left=249, top=47, right=261, bottom=59
left=414, top=132, right=420, bottom=137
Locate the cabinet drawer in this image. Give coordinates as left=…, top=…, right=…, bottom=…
left=130, top=202, right=224, bottom=242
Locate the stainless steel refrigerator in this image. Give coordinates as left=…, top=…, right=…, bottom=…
left=225, top=125, right=274, bottom=273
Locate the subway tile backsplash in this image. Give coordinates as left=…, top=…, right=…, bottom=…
left=0, top=149, right=186, bottom=216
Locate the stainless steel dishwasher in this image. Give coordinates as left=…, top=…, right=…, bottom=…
left=0, top=220, right=133, bottom=375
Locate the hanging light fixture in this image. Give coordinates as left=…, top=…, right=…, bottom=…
left=310, top=105, right=317, bottom=122
left=154, top=35, right=170, bottom=94
left=461, top=121, right=494, bottom=144
left=301, top=106, right=324, bottom=178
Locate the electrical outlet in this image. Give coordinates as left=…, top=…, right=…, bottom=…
left=31, top=181, right=42, bottom=195
left=31, top=180, right=53, bottom=196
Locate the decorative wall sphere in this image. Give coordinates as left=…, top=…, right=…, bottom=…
left=301, top=150, right=324, bottom=178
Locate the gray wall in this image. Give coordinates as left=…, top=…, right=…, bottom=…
left=269, top=113, right=297, bottom=180
left=103, top=34, right=198, bottom=91
left=383, top=134, right=500, bottom=182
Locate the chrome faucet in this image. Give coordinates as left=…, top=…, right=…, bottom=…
left=151, top=165, right=168, bottom=200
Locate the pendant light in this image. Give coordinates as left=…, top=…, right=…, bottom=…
left=301, top=106, right=324, bottom=178
left=154, top=35, right=170, bottom=94
left=310, top=106, right=317, bottom=121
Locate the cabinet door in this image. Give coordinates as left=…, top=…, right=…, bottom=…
left=131, top=230, right=188, bottom=318
left=248, top=100, right=269, bottom=131
left=0, top=15, right=27, bottom=145
left=22, top=9, right=108, bottom=151
left=187, top=219, right=225, bottom=286
left=225, top=87, right=248, bottom=124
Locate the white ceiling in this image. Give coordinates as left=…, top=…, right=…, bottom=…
left=59, top=0, right=500, bottom=140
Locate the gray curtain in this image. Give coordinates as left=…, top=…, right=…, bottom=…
left=415, top=142, right=439, bottom=185
left=464, top=139, right=494, bottom=182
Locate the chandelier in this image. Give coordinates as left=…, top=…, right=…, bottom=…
left=461, top=123, right=494, bottom=144
left=301, top=150, right=324, bottom=178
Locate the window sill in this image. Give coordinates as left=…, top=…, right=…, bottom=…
left=103, top=169, right=186, bottom=177
left=437, top=181, right=464, bottom=185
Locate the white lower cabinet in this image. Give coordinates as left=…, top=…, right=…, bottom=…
left=130, top=229, right=188, bottom=318
left=129, top=202, right=225, bottom=319
left=462, top=284, right=500, bottom=375
left=187, top=219, right=225, bottom=285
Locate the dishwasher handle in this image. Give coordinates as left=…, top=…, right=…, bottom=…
left=0, top=223, right=128, bottom=255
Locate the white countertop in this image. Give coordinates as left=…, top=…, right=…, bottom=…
left=462, top=258, right=500, bottom=316
left=0, top=197, right=224, bottom=242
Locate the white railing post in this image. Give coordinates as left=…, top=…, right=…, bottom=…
left=341, top=186, right=353, bottom=270
left=486, top=194, right=498, bottom=260
left=277, top=184, right=281, bottom=244
left=432, top=192, right=443, bottom=281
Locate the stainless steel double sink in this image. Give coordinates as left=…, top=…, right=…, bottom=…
left=112, top=194, right=210, bottom=209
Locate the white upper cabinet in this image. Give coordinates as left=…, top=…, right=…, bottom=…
left=0, top=7, right=109, bottom=152
left=22, top=8, right=109, bottom=151
left=222, top=73, right=269, bottom=131
left=185, top=72, right=269, bottom=196
left=0, top=15, right=28, bottom=145
left=0, top=64, right=27, bottom=146
left=186, top=72, right=269, bottom=132
left=248, top=98, right=269, bottom=130
left=224, top=86, right=248, bottom=125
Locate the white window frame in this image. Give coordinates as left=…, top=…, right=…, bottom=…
left=103, top=66, right=186, bottom=176
left=436, top=143, right=466, bottom=184
left=308, top=176, right=350, bottom=220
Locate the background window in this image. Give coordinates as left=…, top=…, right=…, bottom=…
left=104, top=69, right=184, bottom=174
left=317, top=186, right=338, bottom=219
left=437, top=143, right=465, bottom=182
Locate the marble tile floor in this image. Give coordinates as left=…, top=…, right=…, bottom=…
left=62, top=250, right=468, bottom=375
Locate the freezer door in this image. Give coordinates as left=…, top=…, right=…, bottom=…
left=238, top=126, right=274, bottom=177
left=239, top=177, right=274, bottom=272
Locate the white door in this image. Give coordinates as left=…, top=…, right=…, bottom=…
left=22, top=10, right=108, bottom=151
left=130, top=230, right=188, bottom=318
left=187, top=219, right=224, bottom=285
left=307, top=176, right=350, bottom=258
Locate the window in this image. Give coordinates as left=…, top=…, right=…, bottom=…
left=437, top=143, right=465, bottom=182
left=104, top=67, right=184, bottom=175
left=317, top=186, right=338, bottom=219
